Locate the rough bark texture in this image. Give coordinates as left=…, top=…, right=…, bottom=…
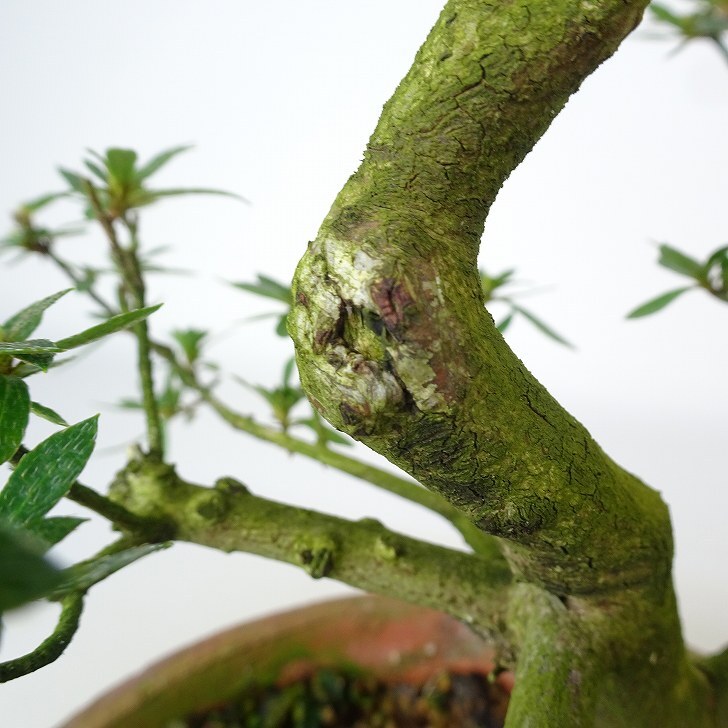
left=288, top=0, right=722, bottom=724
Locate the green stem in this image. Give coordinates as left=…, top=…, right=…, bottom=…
left=67, top=482, right=170, bottom=538
left=205, top=393, right=502, bottom=559
left=0, top=593, right=84, bottom=682
left=123, top=214, right=164, bottom=459
left=82, top=180, right=164, bottom=459
left=46, top=250, right=117, bottom=317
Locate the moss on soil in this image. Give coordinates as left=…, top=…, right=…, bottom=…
left=168, top=666, right=508, bottom=728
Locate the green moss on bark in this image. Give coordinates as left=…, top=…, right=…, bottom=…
left=288, top=0, right=720, bottom=722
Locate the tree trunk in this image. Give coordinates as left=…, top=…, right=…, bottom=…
left=289, top=0, right=720, bottom=723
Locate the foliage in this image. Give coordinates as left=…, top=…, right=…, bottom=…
left=650, top=0, right=728, bottom=60
left=627, top=242, right=728, bottom=317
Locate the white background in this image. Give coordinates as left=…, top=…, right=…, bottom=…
left=1, top=2, right=726, bottom=726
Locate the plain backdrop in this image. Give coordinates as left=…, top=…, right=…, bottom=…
left=1, top=2, right=726, bottom=726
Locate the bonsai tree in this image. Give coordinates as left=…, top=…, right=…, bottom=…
left=1, top=0, right=726, bottom=724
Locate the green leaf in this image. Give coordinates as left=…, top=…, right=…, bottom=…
left=30, top=401, right=69, bottom=427
left=137, top=145, right=193, bottom=181
left=104, top=148, right=138, bottom=187
left=12, top=350, right=57, bottom=373
left=480, top=268, right=516, bottom=300
left=626, top=287, right=693, bottom=319
left=276, top=313, right=289, bottom=337
left=83, top=158, right=108, bottom=183
left=496, top=312, right=514, bottom=333
left=0, top=416, right=98, bottom=526
left=510, top=305, right=573, bottom=347
left=3, top=289, right=73, bottom=342
left=21, top=192, right=69, bottom=213
left=26, top=517, right=86, bottom=552
left=650, top=4, right=683, bottom=28
left=0, top=339, right=61, bottom=357
left=0, top=340, right=60, bottom=370
left=0, top=522, right=63, bottom=611
left=115, top=398, right=143, bottom=410
left=233, top=275, right=292, bottom=304
left=283, top=357, right=297, bottom=386
left=55, top=304, right=162, bottom=350
left=0, top=375, right=30, bottom=464
left=52, top=543, right=168, bottom=598
left=171, top=328, right=207, bottom=364
left=58, top=168, right=87, bottom=194
left=146, top=187, right=246, bottom=203
left=657, top=244, right=704, bottom=280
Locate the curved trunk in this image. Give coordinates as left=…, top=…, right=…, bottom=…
left=289, top=0, right=719, bottom=723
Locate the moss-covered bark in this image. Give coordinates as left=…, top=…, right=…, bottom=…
left=108, top=455, right=514, bottom=657
left=288, top=0, right=722, bottom=723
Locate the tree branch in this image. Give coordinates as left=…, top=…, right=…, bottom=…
left=107, top=456, right=514, bottom=656
left=0, top=593, right=84, bottom=682
left=204, top=392, right=503, bottom=559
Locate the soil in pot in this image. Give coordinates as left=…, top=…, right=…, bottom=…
left=170, top=664, right=509, bottom=727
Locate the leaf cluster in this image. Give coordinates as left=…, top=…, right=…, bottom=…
left=627, top=243, right=728, bottom=318
left=651, top=0, right=728, bottom=40
left=61, top=146, right=241, bottom=221
left=0, top=290, right=159, bottom=620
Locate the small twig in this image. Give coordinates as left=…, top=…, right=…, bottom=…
left=0, top=593, right=84, bottom=682
left=46, top=250, right=117, bottom=317
left=67, top=482, right=171, bottom=538
left=82, top=180, right=164, bottom=459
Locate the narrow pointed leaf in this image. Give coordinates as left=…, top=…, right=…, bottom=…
left=0, top=340, right=59, bottom=370
left=510, top=305, right=573, bottom=347
left=148, top=187, right=247, bottom=203
left=58, top=168, right=87, bottom=194
left=276, top=314, right=289, bottom=337
left=0, top=416, right=98, bottom=525
left=26, top=517, right=87, bottom=552
left=0, top=340, right=61, bottom=356
left=0, top=375, right=30, bottom=464
left=55, top=304, right=162, bottom=350
left=83, top=159, right=108, bottom=183
left=283, top=357, right=297, bottom=386
left=650, top=4, right=683, bottom=26
left=30, top=401, right=68, bottom=427
left=233, top=276, right=292, bottom=304
left=0, top=522, right=63, bottom=611
left=52, top=542, right=169, bottom=598
left=22, top=192, right=69, bottom=213
left=657, top=244, right=704, bottom=279
left=626, top=287, right=693, bottom=318
left=137, top=145, right=193, bottom=181
left=3, top=289, right=73, bottom=341
left=496, top=312, right=514, bottom=333
left=12, top=350, right=57, bottom=373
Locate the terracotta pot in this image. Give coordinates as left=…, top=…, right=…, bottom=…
left=62, top=595, right=507, bottom=728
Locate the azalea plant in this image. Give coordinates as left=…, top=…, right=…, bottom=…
left=1, top=1, right=727, bottom=725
